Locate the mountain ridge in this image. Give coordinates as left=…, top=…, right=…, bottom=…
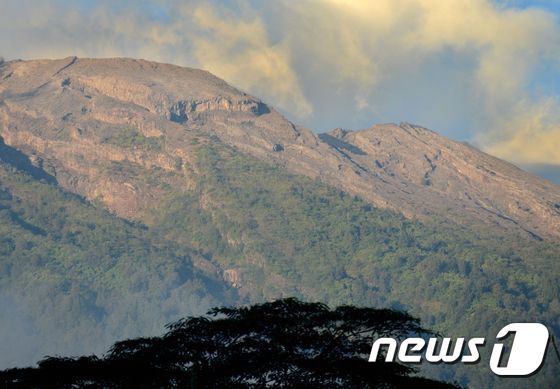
left=1, top=56, right=559, bottom=241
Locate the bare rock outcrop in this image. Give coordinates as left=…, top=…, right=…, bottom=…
left=1, top=57, right=559, bottom=240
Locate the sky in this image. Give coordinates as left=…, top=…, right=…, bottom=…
left=1, top=0, right=559, bottom=181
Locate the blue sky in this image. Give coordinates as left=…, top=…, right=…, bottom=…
left=497, top=0, right=560, bottom=12
left=1, top=0, right=559, bottom=181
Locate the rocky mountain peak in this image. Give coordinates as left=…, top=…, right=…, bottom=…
left=1, top=57, right=559, bottom=240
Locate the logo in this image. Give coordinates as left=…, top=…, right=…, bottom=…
left=369, top=323, right=550, bottom=377
left=489, top=323, right=549, bottom=376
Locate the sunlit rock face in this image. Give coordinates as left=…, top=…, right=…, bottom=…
left=1, top=56, right=559, bottom=240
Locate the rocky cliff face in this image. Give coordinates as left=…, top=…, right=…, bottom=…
left=1, top=56, right=559, bottom=240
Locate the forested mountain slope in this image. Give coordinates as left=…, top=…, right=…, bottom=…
left=0, top=148, right=233, bottom=368
left=0, top=57, right=558, bottom=387
left=150, top=140, right=560, bottom=387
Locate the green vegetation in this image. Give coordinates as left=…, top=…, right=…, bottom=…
left=151, top=142, right=560, bottom=387
left=103, top=127, right=163, bottom=151
left=0, top=160, right=233, bottom=368
left=0, top=138, right=558, bottom=387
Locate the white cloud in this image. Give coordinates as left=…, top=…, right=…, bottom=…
left=1, top=0, right=560, bottom=164
left=187, top=5, right=312, bottom=116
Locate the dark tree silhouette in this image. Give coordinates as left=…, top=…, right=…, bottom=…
left=0, top=298, right=458, bottom=388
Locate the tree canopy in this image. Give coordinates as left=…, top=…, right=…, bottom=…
left=0, top=298, right=457, bottom=388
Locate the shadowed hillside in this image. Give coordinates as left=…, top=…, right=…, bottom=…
left=0, top=155, right=235, bottom=368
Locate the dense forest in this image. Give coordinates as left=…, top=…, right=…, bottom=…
left=0, top=157, right=235, bottom=368
left=0, top=137, right=558, bottom=387
left=151, top=140, right=560, bottom=387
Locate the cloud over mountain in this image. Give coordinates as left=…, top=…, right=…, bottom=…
left=1, top=0, right=560, bottom=165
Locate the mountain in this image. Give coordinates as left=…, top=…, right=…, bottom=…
left=0, top=57, right=559, bottom=387
left=0, top=144, right=234, bottom=368
left=1, top=57, right=558, bottom=240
